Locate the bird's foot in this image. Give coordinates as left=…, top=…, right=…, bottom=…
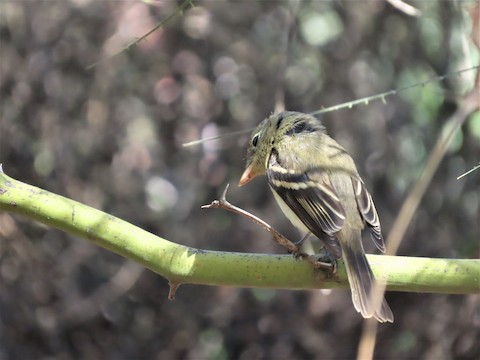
left=314, top=247, right=338, bottom=276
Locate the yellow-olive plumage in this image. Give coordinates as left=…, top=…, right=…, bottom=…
left=239, top=111, right=393, bottom=323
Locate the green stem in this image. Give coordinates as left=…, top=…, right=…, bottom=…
left=0, top=165, right=478, bottom=294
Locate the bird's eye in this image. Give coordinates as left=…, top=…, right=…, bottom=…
left=252, top=133, right=259, bottom=147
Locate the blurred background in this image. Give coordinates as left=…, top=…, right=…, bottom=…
left=1, top=0, right=479, bottom=359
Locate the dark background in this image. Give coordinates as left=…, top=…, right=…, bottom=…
left=1, top=1, right=479, bottom=359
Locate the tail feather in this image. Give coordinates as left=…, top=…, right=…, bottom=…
left=342, top=238, right=394, bottom=323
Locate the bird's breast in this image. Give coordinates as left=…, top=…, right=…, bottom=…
left=270, top=186, right=310, bottom=233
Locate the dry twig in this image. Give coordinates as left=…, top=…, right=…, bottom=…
left=202, top=184, right=336, bottom=273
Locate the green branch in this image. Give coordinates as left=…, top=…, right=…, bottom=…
left=0, top=166, right=478, bottom=295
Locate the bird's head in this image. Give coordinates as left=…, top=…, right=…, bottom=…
left=238, top=111, right=325, bottom=186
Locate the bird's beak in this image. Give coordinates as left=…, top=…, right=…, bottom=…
left=238, top=164, right=260, bottom=186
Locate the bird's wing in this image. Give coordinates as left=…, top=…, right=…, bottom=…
left=267, top=159, right=345, bottom=258
left=351, top=177, right=386, bottom=252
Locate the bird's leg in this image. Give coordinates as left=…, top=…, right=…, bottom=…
left=291, top=234, right=336, bottom=273
left=289, top=232, right=312, bottom=258
left=294, top=232, right=312, bottom=246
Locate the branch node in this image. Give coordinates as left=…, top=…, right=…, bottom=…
left=220, top=183, right=230, bottom=201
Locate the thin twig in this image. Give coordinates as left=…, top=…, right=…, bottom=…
left=386, top=0, right=422, bottom=17
left=182, top=128, right=253, bottom=148
left=202, top=184, right=335, bottom=272
left=182, top=66, right=479, bottom=148
left=457, top=163, right=480, bottom=179
left=310, top=66, right=479, bottom=116
left=86, top=0, right=194, bottom=70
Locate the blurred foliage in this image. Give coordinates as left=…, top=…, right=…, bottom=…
left=0, top=0, right=479, bottom=359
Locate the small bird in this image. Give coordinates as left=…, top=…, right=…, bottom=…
left=238, top=111, right=393, bottom=323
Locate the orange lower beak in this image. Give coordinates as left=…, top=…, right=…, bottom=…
left=238, top=164, right=259, bottom=186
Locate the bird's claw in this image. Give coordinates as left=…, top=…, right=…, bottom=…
left=314, top=248, right=338, bottom=276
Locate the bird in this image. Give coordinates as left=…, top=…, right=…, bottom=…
left=238, top=111, right=393, bottom=323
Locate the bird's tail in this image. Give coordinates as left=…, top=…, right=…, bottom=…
left=340, top=230, right=394, bottom=323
